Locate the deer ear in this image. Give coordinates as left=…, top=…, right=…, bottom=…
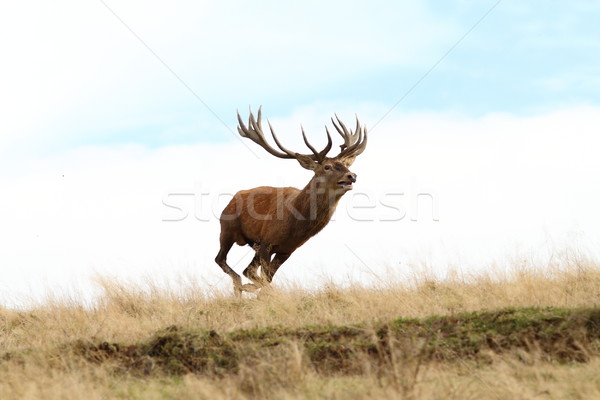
left=296, top=154, right=318, bottom=170
left=339, top=156, right=356, bottom=167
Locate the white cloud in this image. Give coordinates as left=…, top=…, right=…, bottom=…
left=1, top=106, right=600, bottom=307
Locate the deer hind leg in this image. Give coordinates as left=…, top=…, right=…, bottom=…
left=215, top=234, right=243, bottom=297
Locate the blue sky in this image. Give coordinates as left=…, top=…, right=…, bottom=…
left=2, top=1, right=600, bottom=153
left=1, top=1, right=600, bottom=305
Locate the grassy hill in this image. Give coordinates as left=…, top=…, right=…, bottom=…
left=2, top=255, right=600, bottom=399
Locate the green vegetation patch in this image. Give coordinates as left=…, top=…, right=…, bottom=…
left=5, top=307, right=600, bottom=377
left=390, top=307, right=600, bottom=362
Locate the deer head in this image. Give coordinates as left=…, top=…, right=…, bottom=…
left=237, top=107, right=367, bottom=195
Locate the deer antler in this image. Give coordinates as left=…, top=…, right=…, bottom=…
left=330, top=114, right=368, bottom=163
left=237, top=107, right=332, bottom=162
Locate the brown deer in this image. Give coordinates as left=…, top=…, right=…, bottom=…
left=215, top=107, right=367, bottom=296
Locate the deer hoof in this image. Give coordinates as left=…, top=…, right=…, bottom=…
left=233, top=283, right=243, bottom=298
left=256, top=284, right=274, bottom=299
left=242, top=283, right=260, bottom=293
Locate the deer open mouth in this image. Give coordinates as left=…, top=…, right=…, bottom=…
left=337, top=181, right=353, bottom=190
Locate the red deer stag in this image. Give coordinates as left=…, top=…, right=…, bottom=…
left=215, top=107, right=367, bottom=296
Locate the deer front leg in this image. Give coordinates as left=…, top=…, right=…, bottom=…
left=255, top=252, right=291, bottom=299
left=242, top=242, right=272, bottom=290
left=263, top=253, right=290, bottom=283
left=242, top=253, right=261, bottom=293
left=243, top=253, right=260, bottom=282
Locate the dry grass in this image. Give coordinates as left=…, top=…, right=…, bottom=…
left=1, top=250, right=600, bottom=399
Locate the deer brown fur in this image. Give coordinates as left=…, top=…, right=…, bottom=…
left=215, top=107, right=367, bottom=296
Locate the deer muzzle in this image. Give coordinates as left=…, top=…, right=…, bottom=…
left=337, top=173, right=357, bottom=190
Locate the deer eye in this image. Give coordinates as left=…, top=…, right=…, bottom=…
left=324, top=164, right=331, bottom=171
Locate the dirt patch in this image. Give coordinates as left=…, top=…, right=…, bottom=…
left=26, top=307, right=600, bottom=376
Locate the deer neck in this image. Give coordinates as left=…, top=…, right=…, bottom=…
left=290, top=176, right=343, bottom=235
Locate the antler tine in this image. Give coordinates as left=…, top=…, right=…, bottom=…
left=331, top=117, right=345, bottom=150
left=237, top=109, right=258, bottom=141
left=301, top=125, right=319, bottom=157
left=237, top=110, right=247, bottom=137
left=299, top=125, right=333, bottom=162
left=318, top=127, right=333, bottom=160
left=331, top=115, right=344, bottom=137
left=357, top=125, right=368, bottom=156
left=256, top=105, right=262, bottom=130
left=335, top=114, right=353, bottom=138
left=332, top=114, right=359, bottom=151
left=267, top=119, right=296, bottom=157
left=332, top=115, right=367, bottom=161
left=248, top=110, right=269, bottom=145
left=349, top=121, right=365, bottom=151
